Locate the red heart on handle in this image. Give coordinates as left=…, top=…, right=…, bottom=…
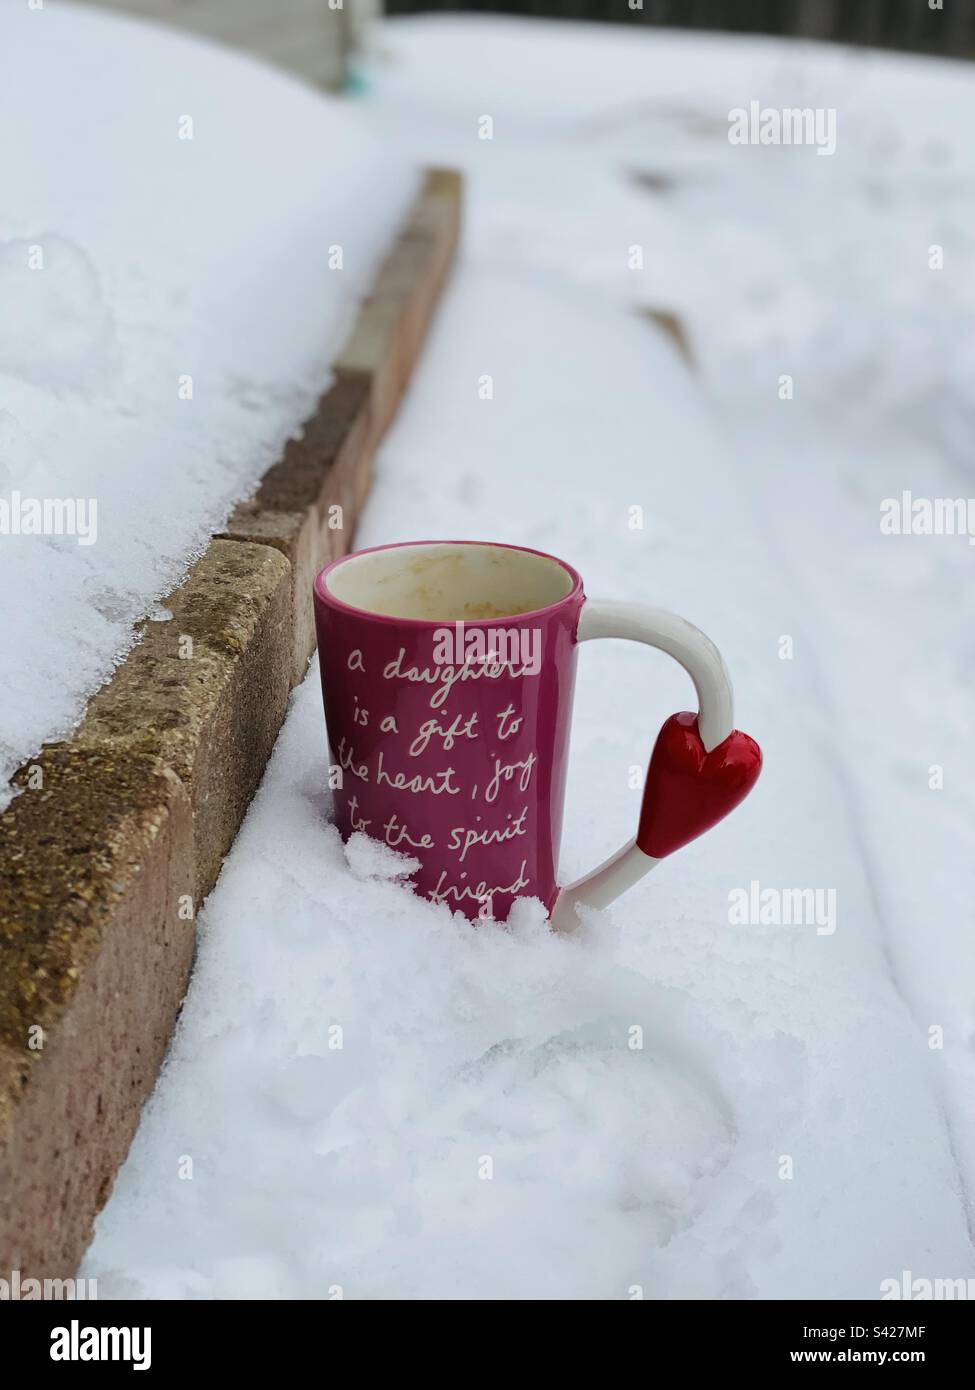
left=637, top=712, right=762, bottom=859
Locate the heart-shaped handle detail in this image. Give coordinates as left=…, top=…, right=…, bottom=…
left=637, top=712, right=762, bottom=859
left=551, top=603, right=761, bottom=933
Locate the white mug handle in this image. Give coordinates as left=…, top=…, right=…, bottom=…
left=550, top=599, right=739, bottom=933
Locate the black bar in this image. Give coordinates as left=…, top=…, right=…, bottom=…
left=2, top=1297, right=973, bottom=1372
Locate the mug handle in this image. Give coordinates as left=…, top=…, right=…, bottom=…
left=549, top=599, right=760, bottom=933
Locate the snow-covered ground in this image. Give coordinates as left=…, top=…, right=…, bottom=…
left=84, top=18, right=975, bottom=1298
left=0, top=1, right=415, bottom=807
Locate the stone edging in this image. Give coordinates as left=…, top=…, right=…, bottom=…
left=0, top=168, right=462, bottom=1280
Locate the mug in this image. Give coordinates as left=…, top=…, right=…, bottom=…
left=313, top=540, right=761, bottom=929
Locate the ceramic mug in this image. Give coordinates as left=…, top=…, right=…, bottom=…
left=313, top=540, right=761, bottom=929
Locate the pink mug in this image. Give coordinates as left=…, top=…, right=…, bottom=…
left=313, top=540, right=761, bottom=928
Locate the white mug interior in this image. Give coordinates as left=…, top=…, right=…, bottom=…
left=324, top=542, right=575, bottom=622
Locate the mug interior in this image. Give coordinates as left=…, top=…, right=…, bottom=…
left=324, top=542, right=576, bottom=621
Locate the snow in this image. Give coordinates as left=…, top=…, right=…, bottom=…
left=81, top=16, right=975, bottom=1298
left=0, top=1, right=416, bottom=808
left=37, top=11, right=967, bottom=1297
left=344, top=830, right=420, bottom=881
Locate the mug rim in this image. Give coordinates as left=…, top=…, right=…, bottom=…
left=314, top=539, right=584, bottom=628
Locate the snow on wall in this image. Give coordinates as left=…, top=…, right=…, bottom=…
left=81, top=0, right=349, bottom=91
left=0, top=1, right=416, bottom=807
